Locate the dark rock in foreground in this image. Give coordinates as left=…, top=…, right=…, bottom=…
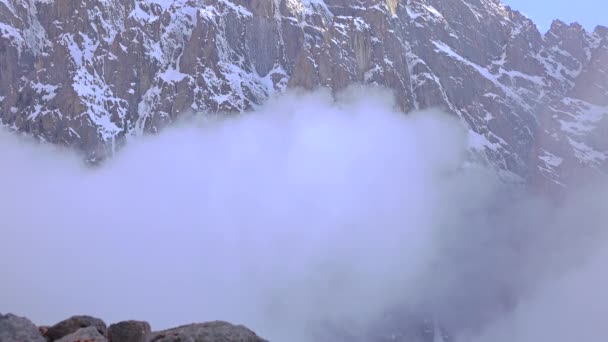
left=108, top=320, right=151, bottom=342
left=45, top=315, right=108, bottom=341
left=0, top=313, right=267, bottom=342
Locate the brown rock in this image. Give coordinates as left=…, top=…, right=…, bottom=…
left=46, top=316, right=107, bottom=341
left=108, top=320, right=151, bottom=342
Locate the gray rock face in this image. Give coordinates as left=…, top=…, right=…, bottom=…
left=0, top=313, right=46, bottom=342
left=0, top=0, right=607, bottom=188
left=55, top=327, right=108, bottom=342
left=108, top=320, right=151, bottom=342
left=531, top=24, right=608, bottom=191
left=150, top=321, right=268, bottom=342
left=45, top=315, right=107, bottom=341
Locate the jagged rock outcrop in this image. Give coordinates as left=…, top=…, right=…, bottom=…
left=0, top=0, right=606, bottom=188
left=0, top=314, right=267, bottom=342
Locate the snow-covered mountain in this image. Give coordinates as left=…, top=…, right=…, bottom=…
left=0, top=0, right=607, bottom=189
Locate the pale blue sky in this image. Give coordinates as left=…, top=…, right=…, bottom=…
left=502, top=0, right=606, bottom=32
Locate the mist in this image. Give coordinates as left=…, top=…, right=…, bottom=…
left=0, top=87, right=607, bottom=341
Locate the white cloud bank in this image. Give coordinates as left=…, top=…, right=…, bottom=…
left=0, top=87, right=606, bottom=342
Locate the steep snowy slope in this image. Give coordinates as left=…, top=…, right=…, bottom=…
left=0, top=0, right=606, bottom=188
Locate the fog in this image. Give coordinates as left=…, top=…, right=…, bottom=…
left=0, top=87, right=607, bottom=341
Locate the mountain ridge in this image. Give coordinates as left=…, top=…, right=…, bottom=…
left=1, top=0, right=607, bottom=190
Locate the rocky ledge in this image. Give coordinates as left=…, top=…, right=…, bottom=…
left=0, top=313, right=268, bottom=342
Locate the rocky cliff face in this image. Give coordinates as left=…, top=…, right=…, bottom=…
left=1, top=0, right=607, bottom=188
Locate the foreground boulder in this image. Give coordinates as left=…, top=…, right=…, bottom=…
left=46, top=315, right=107, bottom=341
left=108, top=320, right=151, bottom=342
left=0, top=313, right=45, bottom=342
left=55, top=326, right=107, bottom=342
left=150, top=321, right=268, bottom=342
